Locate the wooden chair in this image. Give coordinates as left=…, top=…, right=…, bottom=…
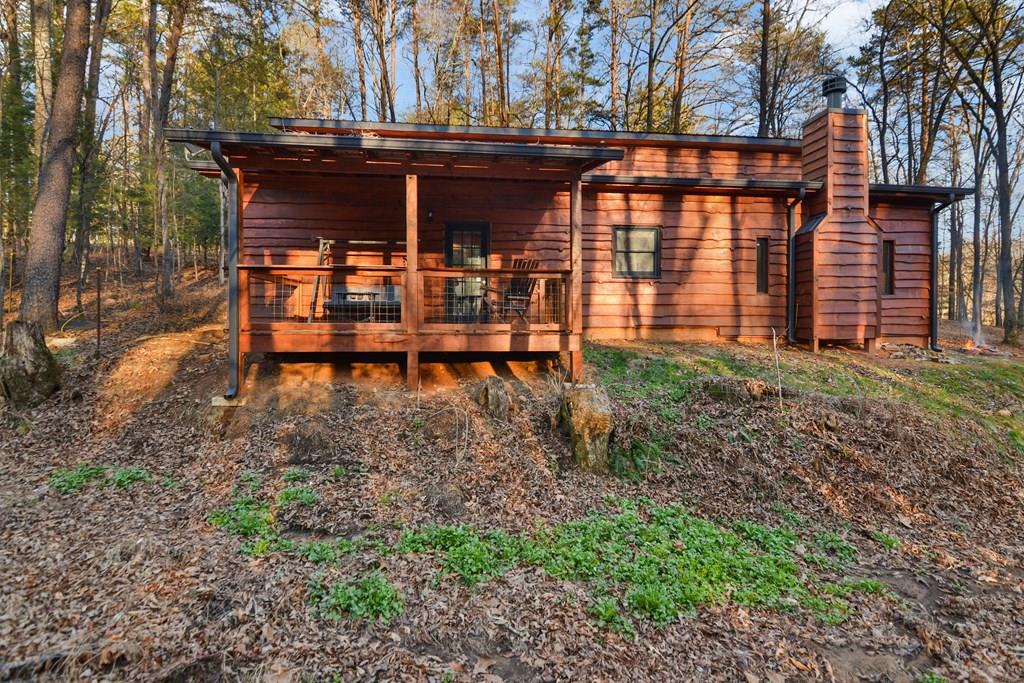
left=484, top=258, right=539, bottom=322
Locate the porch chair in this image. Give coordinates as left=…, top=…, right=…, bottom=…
left=484, top=258, right=540, bottom=322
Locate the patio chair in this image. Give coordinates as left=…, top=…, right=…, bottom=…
left=484, top=258, right=539, bottom=322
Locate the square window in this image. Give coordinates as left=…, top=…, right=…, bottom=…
left=613, top=226, right=661, bottom=278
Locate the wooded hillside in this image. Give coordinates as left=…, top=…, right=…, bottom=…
left=0, top=0, right=1022, bottom=339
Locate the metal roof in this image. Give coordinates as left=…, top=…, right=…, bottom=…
left=267, top=118, right=804, bottom=150
left=795, top=213, right=828, bottom=235
left=869, top=183, right=974, bottom=200
left=164, top=128, right=625, bottom=164
left=583, top=174, right=822, bottom=193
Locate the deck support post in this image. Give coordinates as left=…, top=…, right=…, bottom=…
left=570, top=173, right=583, bottom=383
left=405, top=174, right=419, bottom=390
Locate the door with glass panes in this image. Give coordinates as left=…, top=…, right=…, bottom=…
left=444, top=223, right=490, bottom=322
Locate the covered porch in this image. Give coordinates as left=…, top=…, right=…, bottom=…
left=167, top=127, right=623, bottom=395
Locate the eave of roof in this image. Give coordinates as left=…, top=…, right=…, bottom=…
left=582, top=174, right=822, bottom=194
left=164, top=128, right=625, bottom=164
left=267, top=118, right=803, bottom=152
left=869, top=183, right=974, bottom=201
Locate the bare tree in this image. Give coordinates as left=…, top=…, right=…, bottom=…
left=20, top=0, right=92, bottom=331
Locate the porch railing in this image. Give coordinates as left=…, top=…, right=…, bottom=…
left=239, top=265, right=570, bottom=333
left=240, top=265, right=405, bottom=329
left=418, top=268, right=569, bottom=330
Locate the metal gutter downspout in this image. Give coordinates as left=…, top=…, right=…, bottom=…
left=211, top=141, right=240, bottom=399
left=786, top=188, right=806, bottom=344
left=930, top=192, right=956, bottom=353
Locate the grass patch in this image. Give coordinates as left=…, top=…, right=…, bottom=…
left=397, top=499, right=854, bottom=630
left=277, top=486, right=318, bottom=508
left=914, top=673, right=948, bottom=683
left=308, top=572, right=404, bottom=623
left=806, top=531, right=857, bottom=569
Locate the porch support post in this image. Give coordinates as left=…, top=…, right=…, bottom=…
left=569, top=173, right=583, bottom=382
left=405, top=174, right=419, bottom=390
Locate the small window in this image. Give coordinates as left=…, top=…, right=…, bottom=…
left=756, top=237, right=769, bottom=293
left=882, top=240, right=895, bottom=295
left=613, top=226, right=661, bottom=278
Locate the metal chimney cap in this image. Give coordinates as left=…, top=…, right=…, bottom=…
left=822, top=74, right=847, bottom=108
left=822, top=75, right=847, bottom=96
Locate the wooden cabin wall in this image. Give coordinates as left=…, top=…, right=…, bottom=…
left=599, top=146, right=802, bottom=180
left=582, top=191, right=789, bottom=339
left=242, top=175, right=407, bottom=266
left=416, top=178, right=569, bottom=269
left=241, top=175, right=570, bottom=269
left=793, top=231, right=815, bottom=340
left=870, top=200, right=932, bottom=342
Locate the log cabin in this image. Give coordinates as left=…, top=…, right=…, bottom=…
left=167, top=77, right=970, bottom=397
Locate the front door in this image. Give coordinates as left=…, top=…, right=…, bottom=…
left=444, top=223, right=490, bottom=322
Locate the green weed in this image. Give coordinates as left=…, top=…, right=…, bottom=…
left=106, top=467, right=152, bottom=489
left=806, top=531, right=857, bottom=569
left=49, top=464, right=107, bottom=493
left=308, top=572, right=404, bottom=623
left=277, top=486, right=318, bottom=508
left=870, top=530, right=901, bottom=551
left=283, top=467, right=309, bottom=482
left=914, top=673, right=948, bottom=683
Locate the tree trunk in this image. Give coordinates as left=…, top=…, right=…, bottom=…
left=411, top=0, right=421, bottom=118
left=20, top=0, right=91, bottom=331
left=756, top=0, right=770, bottom=137
left=30, top=0, right=53, bottom=166
left=645, top=0, right=657, bottom=131
left=609, top=0, right=619, bottom=130
left=154, top=0, right=187, bottom=306
left=74, top=0, right=112, bottom=312
left=351, top=0, right=367, bottom=120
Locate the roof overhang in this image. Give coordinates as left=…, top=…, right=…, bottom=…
left=582, top=174, right=823, bottom=195
left=869, top=183, right=974, bottom=201
left=165, top=128, right=624, bottom=176
left=267, top=118, right=803, bottom=153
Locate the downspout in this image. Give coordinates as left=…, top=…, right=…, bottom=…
left=786, top=188, right=806, bottom=343
left=929, top=192, right=956, bottom=353
left=211, top=141, right=240, bottom=399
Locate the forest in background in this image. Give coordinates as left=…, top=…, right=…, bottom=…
left=0, top=0, right=1022, bottom=339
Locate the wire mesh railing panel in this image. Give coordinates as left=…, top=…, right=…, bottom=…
left=421, top=274, right=566, bottom=327
left=248, top=271, right=403, bottom=324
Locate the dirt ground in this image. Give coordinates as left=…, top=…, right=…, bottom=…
left=2, top=271, right=1023, bottom=682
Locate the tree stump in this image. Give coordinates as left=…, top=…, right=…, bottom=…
left=474, top=376, right=514, bottom=421
left=0, top=321, right=62, bottom=409
left=557, top=384, right=614, bottom=473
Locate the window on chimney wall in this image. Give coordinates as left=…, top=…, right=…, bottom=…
left=882, top=240, right=895, bottom=295
left=756, top=237, right=769, bottom=293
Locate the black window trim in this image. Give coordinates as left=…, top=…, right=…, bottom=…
left=882, top=239, right=895, bottom=296
left=612, top=225, right=662, bottom=279
left=755, top=236, right=769, bottom=294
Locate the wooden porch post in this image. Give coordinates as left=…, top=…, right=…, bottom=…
left=570, top=174, right=583, bottom=382
left=405, top=174, right=419, bottom=390
left=235, top=169, right=246, bottom=391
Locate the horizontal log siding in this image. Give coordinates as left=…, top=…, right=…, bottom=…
left=241, top=175, right=570, bottom=270
left=793, top=231, right=815, bottom=340
left=814, top=111, right=878, bottom=341
left=599, top=146, right=802, bottom=180
left=870, top=201, right=932, bottom=338
left=582, top=191, right=789, bottom=338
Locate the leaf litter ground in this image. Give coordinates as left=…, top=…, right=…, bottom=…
left=2, top=272, right=1023, bottom=682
